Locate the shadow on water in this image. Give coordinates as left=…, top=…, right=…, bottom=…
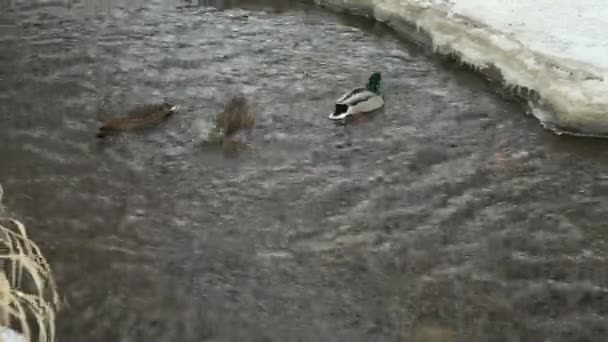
left=1, top=0, right=608, bottom=341
left=542, top=132, right=608, bottom=160
left=185, top=0, right=303, bottom=12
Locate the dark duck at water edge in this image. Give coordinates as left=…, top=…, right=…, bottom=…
left=328, top=72, right=384, bottom=121
left=96, top=101, right=180, bottom=138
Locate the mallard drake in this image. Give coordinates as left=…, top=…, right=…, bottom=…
left=328, top=72, right=384, bottom=121
left=96, top=101, right=180, bottom=138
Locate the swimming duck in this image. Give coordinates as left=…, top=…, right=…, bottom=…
left=328, top=72, right=384, bottom=121
left=96, top=101, right=180, bottom=138
left=208, top=95, right=255, bottom=144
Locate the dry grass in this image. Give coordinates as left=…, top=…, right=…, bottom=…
left=0, top=184, right=61, bottom=342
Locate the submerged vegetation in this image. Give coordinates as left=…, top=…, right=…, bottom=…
left=0, top=185, right=61, bottom=342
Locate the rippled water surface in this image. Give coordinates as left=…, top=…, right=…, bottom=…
left=2, top=0, right=608, bottom=341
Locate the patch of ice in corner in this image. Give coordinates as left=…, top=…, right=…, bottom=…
left=320, top=0, right=608, bottom=136
left=0, top=327, right=26, bottom=342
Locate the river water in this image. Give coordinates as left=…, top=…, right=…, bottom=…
left=1, top=0, right=608, bottom=341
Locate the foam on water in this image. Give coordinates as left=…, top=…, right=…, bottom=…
left=315, top=0, right=608, bottom=137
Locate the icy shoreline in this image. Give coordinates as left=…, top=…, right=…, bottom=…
left=316, top=0, right=608, bottom=137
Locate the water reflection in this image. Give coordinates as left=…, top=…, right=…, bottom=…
left=1, top=0, right=305, bottom=13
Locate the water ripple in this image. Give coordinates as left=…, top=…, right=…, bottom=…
left=1, top=1, right=608, bottom=341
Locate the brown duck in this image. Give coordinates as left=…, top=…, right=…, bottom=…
left=208, top=95, right=255, bottom=144
left=96, top=101, right=180, bottom=138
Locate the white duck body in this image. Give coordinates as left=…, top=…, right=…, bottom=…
left=328, top=72, right=384, bottom=121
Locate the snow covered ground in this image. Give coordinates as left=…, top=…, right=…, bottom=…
left=317, top=0, right=608, bottom=136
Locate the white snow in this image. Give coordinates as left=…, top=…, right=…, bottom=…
left=0, top=326, right=26, bottom=342
left=317, top=0, right=608, bottom=135
left=449, top=1, right=608, bottom=70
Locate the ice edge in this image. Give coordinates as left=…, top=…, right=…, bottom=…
left=316, top=0, right=608, bottom=137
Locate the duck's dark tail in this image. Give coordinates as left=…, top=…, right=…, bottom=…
left=96, top=126, right=117, bottom=138
left=330, top=103, right=348, bottom=120
left=96, top=126, right=107, bottom=138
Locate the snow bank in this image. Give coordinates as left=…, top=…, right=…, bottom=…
left=316, top=0, right=608, bottom=136
left=0, top=327, right=26, bottom=342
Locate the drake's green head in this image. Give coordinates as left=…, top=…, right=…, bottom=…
left=366, top=72, right=382, bottom=94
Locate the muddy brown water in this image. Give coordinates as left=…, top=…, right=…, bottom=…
left=1, top=0, right=608, bottom=341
